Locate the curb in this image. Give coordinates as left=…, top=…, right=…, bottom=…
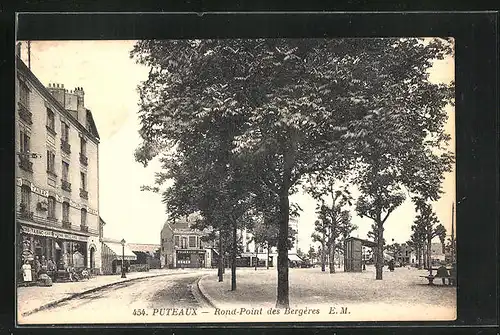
left=195, top=274, right=217, bottom=309
left=21, top=271, right=184, bottom=317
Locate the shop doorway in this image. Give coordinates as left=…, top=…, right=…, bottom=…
left=90, top=247, right=95, bottom=269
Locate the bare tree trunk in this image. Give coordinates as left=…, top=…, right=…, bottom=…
left=375, top=220, right=384, bottom=280
left=218, top=229, right=223, bottom=282
left=276, top=183, right=290, bottom=308
left=231, top=223, right=237, bottom=291
left=427, top=238, right=432, bottom=274
left=320, top=244, right=326, bottom=272
left=254, top=244, right=258, bottom=271
left=267, top=241, right=270, bottom=269
left=276, top=136, right=296, bottom=309
left=329, top=243, right=335, bottom=273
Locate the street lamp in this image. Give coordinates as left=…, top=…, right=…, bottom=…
left=121, top=238, right=126, bottom=278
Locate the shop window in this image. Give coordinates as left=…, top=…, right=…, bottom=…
left=181, top=237, right=187, bottom=249
left=20, top=185, right=31, bottom=210
left=47, top=196, right=56, bottom=219
left=62, top=202, right=70, bottom=222
left=189, top=236, right=196, bottom=248
left=81, top=208, right=87, bottom=226
left=174, top=235, right=180, bottom=247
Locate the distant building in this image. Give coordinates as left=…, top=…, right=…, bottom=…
left=160, top=215, right=213, bottom=269
left=430, top=242, right=446, bottom=263
left=128, top=243, right=161, bottom=271
left=100, top=237, right=137, bottom=275
left=393, top=244, right=416, bottom=265
left=15, top=50, right=102, bottom=277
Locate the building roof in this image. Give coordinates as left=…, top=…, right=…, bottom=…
left=102, top=241, right=137, bottom=261
left=345, top=237, right=378, bottom=248
left=86, top=109, right=100, bottom=139
left=128, top=243, right=160, bottom=254
left=16, top=56, right=100, bottom=145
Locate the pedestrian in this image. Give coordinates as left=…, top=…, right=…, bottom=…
left=41, top=255, right=48, bottom=273
left=21, top=260, right=32, bottom=284
left=436, top=262, right=449, bottom=285
left=388, top=259, right=395, bottom=272
left=47, top=258, right=56, bottom=281
left=34, top=256, right=41, bottom=280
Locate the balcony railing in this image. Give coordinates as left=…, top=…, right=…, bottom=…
left=16, top=211, right=99, bottom=235
left=18, top=209, right=34, bottom=220
left=18, top=103, right=32, bottom=124
left=46, top=125, right=57, bottom=136
left=79, top=153, right=88, bottom=166
left=61, top=140, right=71, bottom=154
left=61, top=179, right=71, bottom=192
left=80, top=188, right=88, bottom=199
left=18, top=155, right=33, bottom=172
left=80, top=225, right=89, bottom=232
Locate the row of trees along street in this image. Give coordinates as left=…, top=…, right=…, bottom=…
left=131, top=38, right=454, bottom=308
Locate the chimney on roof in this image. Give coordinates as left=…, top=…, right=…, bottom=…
left=74, top=86, right=85, bottom=109
left=47, top=83, right=66, bottom=108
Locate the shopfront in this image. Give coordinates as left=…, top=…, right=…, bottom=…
left=18, top=224, right=89, bottom=272
left=175, top=249, right=207, bottom=268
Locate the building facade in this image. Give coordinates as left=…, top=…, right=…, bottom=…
left=160, top=215, right=213, bottom=269
left=16, top=55, right=102, bottom=278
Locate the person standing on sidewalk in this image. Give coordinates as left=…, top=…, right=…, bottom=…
left=34, top=256, right=41, bottom=281
left=47, top=258, right=56, bottom=282
left=22, top=260, right=32, bottom=285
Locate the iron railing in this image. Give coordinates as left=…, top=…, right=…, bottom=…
left=79, top=189, right=88, bottom=199
left=61, top=179, right=71, bottom=192
left=18, top=103, right=32, bottom=124
left=61, top=140, right=71, bottom=154
left=79, top=153, right=88, bottom=166
left=18, top=156, right=33, bottom=172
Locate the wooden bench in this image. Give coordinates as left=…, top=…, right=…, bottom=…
left=420, top=275, right=454, bottom=285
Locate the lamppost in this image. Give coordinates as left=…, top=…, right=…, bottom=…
left=121, top=238, right=126, bottom=278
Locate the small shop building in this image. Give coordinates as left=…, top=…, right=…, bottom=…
left=100, top=238, right=137, bottom=275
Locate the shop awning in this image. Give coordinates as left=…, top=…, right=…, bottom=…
left=103, top=242, right=137, bottom=261
left=288, top=254, right=303, bottom=262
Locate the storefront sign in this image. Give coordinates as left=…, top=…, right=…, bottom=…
left=16, top=178, right=98, bottom=214
left=177, top=250, right=206, bottom=254
left=20, top=225, right=88, bottom=242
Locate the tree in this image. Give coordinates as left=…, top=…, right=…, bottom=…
left=131, top=37, right=453, bottom=305
left=348, top=38, right=454, bottom=280
left=311, top=219, right=327, bottom=272
left=413, top=201, right=447, bottom=269
left=307, top=245, right=317, bottom=264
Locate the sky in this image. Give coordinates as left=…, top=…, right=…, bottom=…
left=18, top=40, right=455, bottom=250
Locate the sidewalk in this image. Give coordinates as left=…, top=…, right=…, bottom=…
left=17, top=268, right=191, bottom=316
left=198, top=266, right=457, bottom=321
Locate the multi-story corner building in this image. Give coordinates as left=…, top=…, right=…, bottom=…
left=15, top=54, right=102, bottom=276
left=160, top=215, right=213, bottom=269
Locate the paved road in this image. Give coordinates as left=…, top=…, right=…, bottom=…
left=20, top=271, right=210, bottom=324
